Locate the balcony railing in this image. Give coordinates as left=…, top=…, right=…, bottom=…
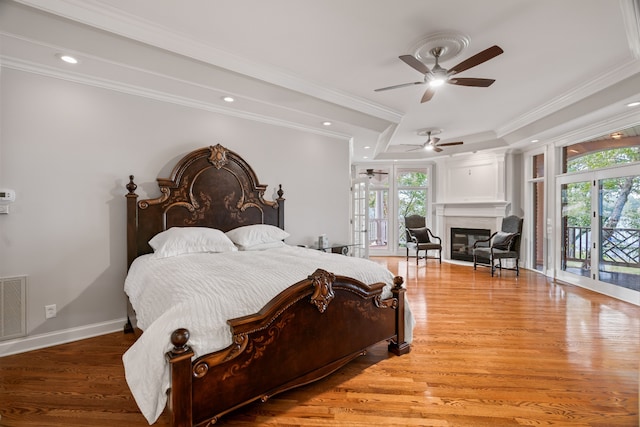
left=564, top=226, right=640, bottom=268
left=369, top=218, right=388, bottom=246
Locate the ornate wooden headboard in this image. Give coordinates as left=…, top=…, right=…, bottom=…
left=126, top=144, right=285, bottom=267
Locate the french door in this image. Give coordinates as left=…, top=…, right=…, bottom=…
left=351, top=178, right=369, bottom=258
left=557, top=164, right=640, bottom=303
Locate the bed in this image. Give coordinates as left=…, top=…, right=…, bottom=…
left=123, top=144, right=412, bottom=426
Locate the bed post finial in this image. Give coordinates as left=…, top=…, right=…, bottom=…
left=277, top=184, right=284, bottom=199
left=167, top=328, right=194, bottom=426
left=126, top=175, right=139, bottom=272
left=126, top=175, right=137, bottom=195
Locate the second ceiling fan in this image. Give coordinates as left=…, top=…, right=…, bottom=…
left=403, top=131, right=463, bottom=153
left=375, top=45, right=503, bottom=103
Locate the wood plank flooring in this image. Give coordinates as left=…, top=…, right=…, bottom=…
left=0, top=259, right=638, bottom=426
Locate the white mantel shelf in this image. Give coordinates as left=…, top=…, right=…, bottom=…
left=434, top=200, right=510, bottom=207
left=435, top=201, right=510, bottom=218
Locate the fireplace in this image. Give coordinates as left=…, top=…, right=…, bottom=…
left=450, top=228, right=491, bottom=262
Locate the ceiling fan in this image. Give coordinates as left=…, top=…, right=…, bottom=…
left=360, top=168, right=389, bottom=179
left=402, top=131, right=463, bottom=153
left=375, top=45, right=503, bottom=103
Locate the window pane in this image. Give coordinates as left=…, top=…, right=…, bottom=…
left=533, top=154, right=544, bottom=178
left=561, top=181, right=591, bottom=279
left=369, top=189, right=388, bottom=248
left=533, top=180, right=544, bottom=271
left=398, top=189, right=426, bottom=245
left=598, top=175, right=640, bottom=291
left=397, top=169, right=428, bottom=187
left=563, top=126, right=640, bottom=173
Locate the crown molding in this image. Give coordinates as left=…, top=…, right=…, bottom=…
left=497, top=58, right=640, bottom=138
left=12, top=0, right=404, bottom=124
left=1, top=55, right=354, bottom=141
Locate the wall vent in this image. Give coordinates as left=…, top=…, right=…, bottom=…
left=1, top=276, right=26, bottom=341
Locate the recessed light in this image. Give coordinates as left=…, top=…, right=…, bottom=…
left=363, top=146, right=371, bottom=150
left=57, top=54, right=78, bottom=64
left=627, top=101, right=640, bottom=107
left=531, top=139, right=539, bottom=143
left=322, top=121, right=332, bottom=126
left=363, top=156, right=369, bottom=159
left=222, top=96, right=235, bottom=103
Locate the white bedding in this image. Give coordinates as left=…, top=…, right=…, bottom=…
left=123, top=245, right=414, bottom=424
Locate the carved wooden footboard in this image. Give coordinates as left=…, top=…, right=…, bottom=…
left=166, top=269, right=409, bottom=427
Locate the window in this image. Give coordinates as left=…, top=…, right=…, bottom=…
left=532, top=154, right=544, bottom=271
left=397, top=168, right=428, bottom=247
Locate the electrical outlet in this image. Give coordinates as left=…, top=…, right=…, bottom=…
left=45, top=304, right=57, bottom=319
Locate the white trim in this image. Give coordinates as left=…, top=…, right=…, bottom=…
left=497, top=59, right=640, bottom=139
left=12, top=0, right=403, bottom=124
left=0, top=318, right=127, bottom=357
left=0, top=56, right=353, bottom=141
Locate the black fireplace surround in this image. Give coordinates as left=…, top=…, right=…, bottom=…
left=451, top=227, right=491, bottom=262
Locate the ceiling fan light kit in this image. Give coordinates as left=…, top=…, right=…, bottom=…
left=375, top=31, right=503, bottom=103
left=400, top=127, right=464, bottom=153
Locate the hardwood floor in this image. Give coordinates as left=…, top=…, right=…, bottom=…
left=1, top=259, right=638, bottom=426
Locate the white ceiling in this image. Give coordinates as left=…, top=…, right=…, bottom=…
left=3, top=0, right=640, bottom=163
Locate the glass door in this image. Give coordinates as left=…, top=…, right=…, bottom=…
left=351, top=178, right=369, bottom=258
left=560, top=179, right=593, bottom=279
left=598, top=174, right=640, bottom=290
left=557, top=164, right=640, bottom=300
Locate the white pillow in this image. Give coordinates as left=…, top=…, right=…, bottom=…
left=225, top=224, right=289, bottom=247
left=237, top=241, right=286, bottom=251
left=149, top=227, right=237, bottom=258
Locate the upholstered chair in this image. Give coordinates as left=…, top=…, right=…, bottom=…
left=473, top=215, right=524, bottom=276
left=404, top=215, right=442, bottom=265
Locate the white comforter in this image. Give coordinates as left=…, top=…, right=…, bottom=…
left=123, top=245, right=414, bottom=424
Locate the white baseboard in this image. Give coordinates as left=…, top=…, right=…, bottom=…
left=0, top=317, right=128, bottom=357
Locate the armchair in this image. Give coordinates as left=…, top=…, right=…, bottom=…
left=404, top=215, right=442, bottom=265
left=473, top=215, right=524, bottom=276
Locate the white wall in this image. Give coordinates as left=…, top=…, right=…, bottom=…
left=0, top=69, right=351, bottom=353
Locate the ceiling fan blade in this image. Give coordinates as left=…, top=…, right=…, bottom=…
left=448, top=45, right=503, bottom=75
left=399, top=54, right=430, bottom=74
left=447, top=77, right=496, bottom=87
left=408, top=146, right=426, bottom=152
left=433, top=146, right=443, bottom=153
left=374, top=81, right=424, bottom=92
left=421, top=87, right=436, bottom=103
left=437, top=141, right=464, bottom=147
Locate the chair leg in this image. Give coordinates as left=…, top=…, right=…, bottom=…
left=406, top=247, right=409, bottom=262
left=516, top=259, right=519, bottom=276
left=438, top=249, right=441, bottom=264
left=491, top=258, right=495, bottom=276
left=473, top=255, right=477, bottom=270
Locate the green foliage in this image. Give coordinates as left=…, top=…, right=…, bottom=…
left=564, top=146, right=640, bottom=229
left=567, top=147, right=640, bottom=173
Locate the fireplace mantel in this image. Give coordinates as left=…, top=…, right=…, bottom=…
left=434, top=201, right=510, bottom=261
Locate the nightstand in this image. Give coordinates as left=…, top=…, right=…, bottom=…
left=310, top=243, right=354, bottom=255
